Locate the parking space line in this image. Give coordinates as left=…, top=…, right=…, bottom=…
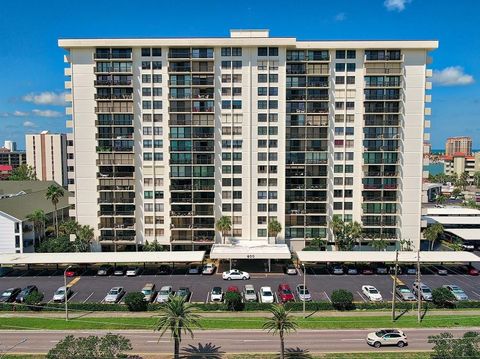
left=357, top=291, right=367, bottom=303
left=83, top=292, right=94, bottom=303
left=189, top=292, right=193, bottom=303
left=472, top=291, right=480, bottom=299
left=323, top=291, right=331, bottom=303
left=67, top=292, right=77, bottom=302
left=205, top=292, right=209, bottom=304
left=390, top=275, right=404, bottom=285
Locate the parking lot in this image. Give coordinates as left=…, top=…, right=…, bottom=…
left=1, top=261, right=479, bottom=305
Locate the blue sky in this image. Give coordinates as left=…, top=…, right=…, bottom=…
left=0, top=0, right=478, bottom=149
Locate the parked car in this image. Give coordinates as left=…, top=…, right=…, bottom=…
left=97, top=265, right=113, bottom=276
left=104, top=287, right=125, bottom=303
left=227, top=286, right=240, bottom=294
left=412, top=282, right=433, bottom=301
left=295, top=284, right=312, bottom=302
left=126, top=267, right=140, bottom=276
left=284, top=264, right=297, bottom=275
left=113, top=266, right=126, bottom=276
left=461, top=242, right=475, bottom=251
left=331, top=264, right=344, bottom=275
left=155, top=286, right=173, bottom=303
left=16, top=285, right=38, bottom=303
left=366, top=329, right=408, bottom=348
left=202, top=263, right=216, bottom=275
left=404, top=266, right=417, bottom=275
left=222, top=269, right=250, bottom=280
left=395, top=285, right=416, bottom=301
left=361, top=265, right=374, bottom=275
left=389, top=265, right=403, bottom=275
left=277, top=284, right=295, bottom=303
left=260, top=286, right=274, bottom=303
left=175, top=287, right=191, bottom=301
left=53, top=286, right=72, bottom=302
left=436, top=266, right=448, bottom=275
left=347, top=265, right=358, bottom=275
left=158, top=265, right=172, bottom=275
left=0, top=287, right=21, bottom=303
left=466, top=265, right=479, bottom=276
left=0, top=267, right=13, bottom=277
left=361, top=285, right=383, bottom=302
left=65, top=267, right=79, bottom=277
left=141, top=283, right=156, bottom=302
left=243, top=284, right=257, bottom=302
left=443, top=285, right=469, bottom=301
left=188, top=265, right=201, bottom=274
left=375, top=264, right=388, bottom=275
left=210, top=287, right=223, bottom=302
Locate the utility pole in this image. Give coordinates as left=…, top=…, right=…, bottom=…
left=64, top=265, right=71, bottom=321
left=417, top=249, right=422, bottom=323
left=391, top=250, right=399, bottom=322
left=302, top=263, right=306, bottom=317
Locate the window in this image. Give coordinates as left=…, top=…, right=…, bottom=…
left=258, top=204, right=267, bottom=212
left=221, top=61, right=231, bottom=69
left=222, top=100, right=231, bottom=109
left=142, top=101, right=152, bottom=109
left=258, top=191, right=267, bottom=199
left=269, top=74, right=278, bottom=83
left=336, top=50, right=346, bottom=59
left=258, top=229, right=267, bottom=237
left=269, top=60, right=279, bottom=70
left=269, top=87, right=278, bottom=96
left=258, top=47, right=268, bottom=56
left=232, top=47, right=242, bottom=56
left=258, top=87, right=267, bottom=96
left=258, top=100, right=267, bottom=109
left=152, top=61, right=162, bottom=69
left=153, top=74, right=162, bottom=83
left=222, top=74, right=231, bottom=83
left=152, top=48, right=161, bottom=56
left=232, top=61, right=242, bottom=69
left=233, top=74, right=242, bottom=83
left=335, top=63, right=345, bottom=72
left=221, top=47, right=231, bottom=56
left=269, top=47, right=278, bottom=56
left=345, top=190, right=353, bottom=197
left=335, top=102, right=344, bottom=110
left=142, top=61, right=151, bottom=69
left=222, top=87, right=231, bottom=96
left=346, top=102, right=355, bottom=110
left=335, top=127, right=344, bottom=135
left=334, top=202, right=343, bottom=210
left=141, top=48, right=151, bottom=56
left=345, top=177, right=353, bottom=185
left=334, top=177, right=343, bottom=185
left=258, top=216, right=267, bottom=225
left=345, top=127, right=354, bottom=135
left=334, top=165, right=343, bottom=173
left=258, top=74, right=267, bottom=83
left=347, top=76, right=355, bottom=84
left=142, top=74, right=151, bottom=83
left=334, top=190, right=343, bottom=198
left=153, top=88, right=162, bottom=96
left=347, top=50, right=356, bottom=59
left=258, top=61, right=268, bottom=70
left=335, top=76, right=345, bottom=84
left=344, top=202, right=353, bottom=210
left=345, top=152, right=354, bottom=160
left=346, top=63, right=356, bottom=72
left=232, top=100, right=242, bottom=109
left=334, top=152, right=343, bottom=161
left=345, top=165, right=353, bottom=173
left=233, top=87, right=242, bottom=96
left=142, top=88, right=151, bottom=96
left=153, top=101, right=162, bottom=109
left=335, top=114, right=344, bottom=122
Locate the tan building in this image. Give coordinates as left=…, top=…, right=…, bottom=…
left=26, top=131, right=68, bottom=186
left=445, top=136, right=472, bottom=156
left=444, top=152, right=480, bottom=181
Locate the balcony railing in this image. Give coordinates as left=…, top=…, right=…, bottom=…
left=95, top=94, right=133, bottom=100
left=94, top=53, right=132, bottom=60
left=94, top=80, right=132, bottom=86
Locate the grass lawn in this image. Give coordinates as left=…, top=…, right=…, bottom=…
left=0, top=314, right=479, bottom=330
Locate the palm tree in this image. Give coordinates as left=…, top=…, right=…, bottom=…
left=345, top=221, right=363, bottom=249
left=59, top=219, right=80, bottom=236
left=74, top=225, right=94, bottom=252
left=371, top=238, right=388, bottom=251
left=268, top=219, right=282, bottom=244
left=154, top=296, right=202, bottom=359
left=423, top=223, right=444, bottom=251
left=329, top=214, right=345, bottom=250
left=435, top=194, right=447, bottom=206
left=215, top=216, right=232, bottom=244
left=473, top=171, right=480, bottom=188
left=26, top=209, right=46, bottom=247
left=262, top=304, right=298, bottom=359
left=45, top=184, right=65, bottom=237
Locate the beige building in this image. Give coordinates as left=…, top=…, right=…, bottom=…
left=444, top=152, right=480, bottom=181
left=59, top=30, right=437, bottom=252
left=26, top=131, right=68, bottom=186
left=445, top=136, right=472, bottom=156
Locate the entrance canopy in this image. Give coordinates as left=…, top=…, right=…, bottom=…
left=210, top=242, right=291, bottom=260
left=445, top=228, right=480, bottom=241
left=296, top=251, right=480, bottom=263
left=0, top=251, right=205, bottom=265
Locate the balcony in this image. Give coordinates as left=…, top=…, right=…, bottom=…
left=365, top=53, right=403, bottom=62
left=365, top=67, right=403, bottom=75
left=98, top=210, right=135, bottom=216
left=94, top=52, right=132, bottom=60
left=97, top=172, right=134, bottom=179
left=94, top=94, right=133, bottom=100
left=94, top=79, right=132, bottom=86
left=99, top=235, right=135, bottom=241
left=168, top=65, right=191, bottom=73
left=98, top=185, right=134, bottom=191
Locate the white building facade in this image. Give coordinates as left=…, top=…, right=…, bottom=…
left=59, top=30, right=437, bottom=251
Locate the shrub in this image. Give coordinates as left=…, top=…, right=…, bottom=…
left=224, top=291, right=243, bottom=311
left=124, top=292, right=148, bottom=312
left=432, top=287, right=456, bottom=308
left=24, top=291, right=45, bottom=311
left=331, top=289, right=354, bottom=311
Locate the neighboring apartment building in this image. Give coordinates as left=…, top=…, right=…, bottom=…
left=445, top=136, right=472, bottom=156
left=59, top=30, right=437, bottom=251
left=4, top=141, right=17, bottom=152
left=0, top=147, right=26, bottom=169
left=26, top=131, right=68, bottom=186
left=444, top=152, right=480, bottom=181
left=0, top=181, right=69, bottom=253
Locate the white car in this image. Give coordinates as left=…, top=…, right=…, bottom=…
left=202, top=263, right=216, bottom=275
left=53, top=286, right=72, bottom=302
left=155, top=286, right=173, bottom=303
left=126, top=267, right=140, bottom=276
left=210, top=287, right=223, bottom=302
left=362, top=285, right=383, bottom=302
left=222, top=269, right=250, bottom=280
left=366, top=329, right=408, bottom=348
left=243, top=284, right=257, bottom=302
left=105, top=287, right=125, bottom=303
left=260, top=286, right=274, bottom=303
left=296, top=284, right=312, bottom=302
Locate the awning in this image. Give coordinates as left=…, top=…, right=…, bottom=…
left=424, top=216, right=480, bottom=225
left=296, top=251, right=480, bottom=263
left=445, top=228, right=480, bottom=241
left=0, top=251, right=205, bottom=265
left=210, top=242, right=291, bottom=260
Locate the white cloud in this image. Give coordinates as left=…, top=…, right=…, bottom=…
left=32, top=109, right=63, bottom=118
left=13, top=110, right=28, bottom=117
left=432, top=66, right=475, bottom=87
left=384, top=0, right=411, bottom=11
left=23, top=121, right=37, bottom=128
left=22, top=91, right=66, bottom=106
left=334, top=12, right=346, bottom=21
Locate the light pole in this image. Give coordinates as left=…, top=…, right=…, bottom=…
left=302, top=263, right=306, bottom=317
left=64, top=265, right=71, bottom=321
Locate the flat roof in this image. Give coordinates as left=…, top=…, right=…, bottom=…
left=425, top=207, right=480, bottom=216
left=424, top=216, right=480, bottom=225
left=445, top=228, right=480, bottom=241
left=210, top=242, right=291, bottom=260
left=296, top=251, right=480, bottom=263
left=0, top=251, right=205, bottom=265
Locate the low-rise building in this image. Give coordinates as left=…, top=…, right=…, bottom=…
left=443, top=152, right=480, bottom=181
left=0, top=181, right=69, bottom=253
left=0, top=148, right=26, bottom=169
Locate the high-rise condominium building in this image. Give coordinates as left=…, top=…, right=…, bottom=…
left=445, top=136, right=472, bottom=156
left=59, top=30, right=437, bottom=252
left=26, top=131, right=68, bottom=186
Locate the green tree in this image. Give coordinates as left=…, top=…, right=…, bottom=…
left=303, top=237, right=327, bottom=251
left=24, top=291, right=44, bottom=311
left=8, top=164, right=37, bottom=181
left=46, top=333, right=132, bottom=359
left=329, top=215, right=363, bottom=251
left=45, top=184, right=65, bottom=237
left=456, top=171, right=470, bottom=190
left=428, top=331, right=480, bottom=359
left=431, top=287, right=456, bottom=308
left=37, top=235, right=73, bottom=253
left=423, top=223, right=444, bottom=251
left=59, top=219, right=80, bottom=236
left=473, top=171, right=480, bottom=188
left=370, top=238, right=388, bottom=251
left=215, top=216, right=232, bottom=244
left=26, top=209, right=46, bottom=247
left=435, top=194, right=448, bottom=205
left=399, top=238, right=413, bottom=251
left=74, top=225, right=94, bottom=252
left=224, top=291, right=243, bottom=311
left=451, top=187, right=462, bottom=198
left=143, top=239, right=165, bottom=251
left=330, top=214, right=345, bottom=250
left=124, top=292, right=148, bottom=312
left=331, top=289, right=354, bottom=311
left=154, top=295, right=202, bottom=359
left=268, top=219, right=282, bottom=243
left=262, top=304, right=298, bottom=359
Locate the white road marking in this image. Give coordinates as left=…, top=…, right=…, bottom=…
left=472, top=291, right=480, bottom=299
left=243, top=339, right=273, bottom=342
left=67, top=292, right=77, bottom=302
left=147, top=340, right=169, bottom=343
left=83, top=292, right=94, bottom=303
left=324, top=291, right=331, bottom=303
left=50, top=340, right=60, bottom=343
left=341, top=339, right=364, bottom=342
left=357, top=291, right=367, bottom=303
left=205, top=291, right=209, bottom=303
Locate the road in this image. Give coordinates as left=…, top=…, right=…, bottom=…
left=0, top=328, right=476, bottom=355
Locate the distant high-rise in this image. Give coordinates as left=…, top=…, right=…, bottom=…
left=60, top=30, right=437, bottom=251
left=4, top=141, right=17, bottom=152
left=26, top=131, right=68, bottom=186
left=445, top=136, right=472, bottom=156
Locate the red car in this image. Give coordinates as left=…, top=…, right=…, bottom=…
left=65, top=268, right=78, bottom=277
left=277, top=284, right=294, bottom=303
left=226, top=286, right=239, bottom=293
left=467, top=266, right=479, bottom=276
left=361, top=266, right=374, bottom=275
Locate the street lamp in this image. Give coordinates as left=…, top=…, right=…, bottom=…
left=302, top=263, right=306, bottom=317
left=64, top=265, right=72, bottom=321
